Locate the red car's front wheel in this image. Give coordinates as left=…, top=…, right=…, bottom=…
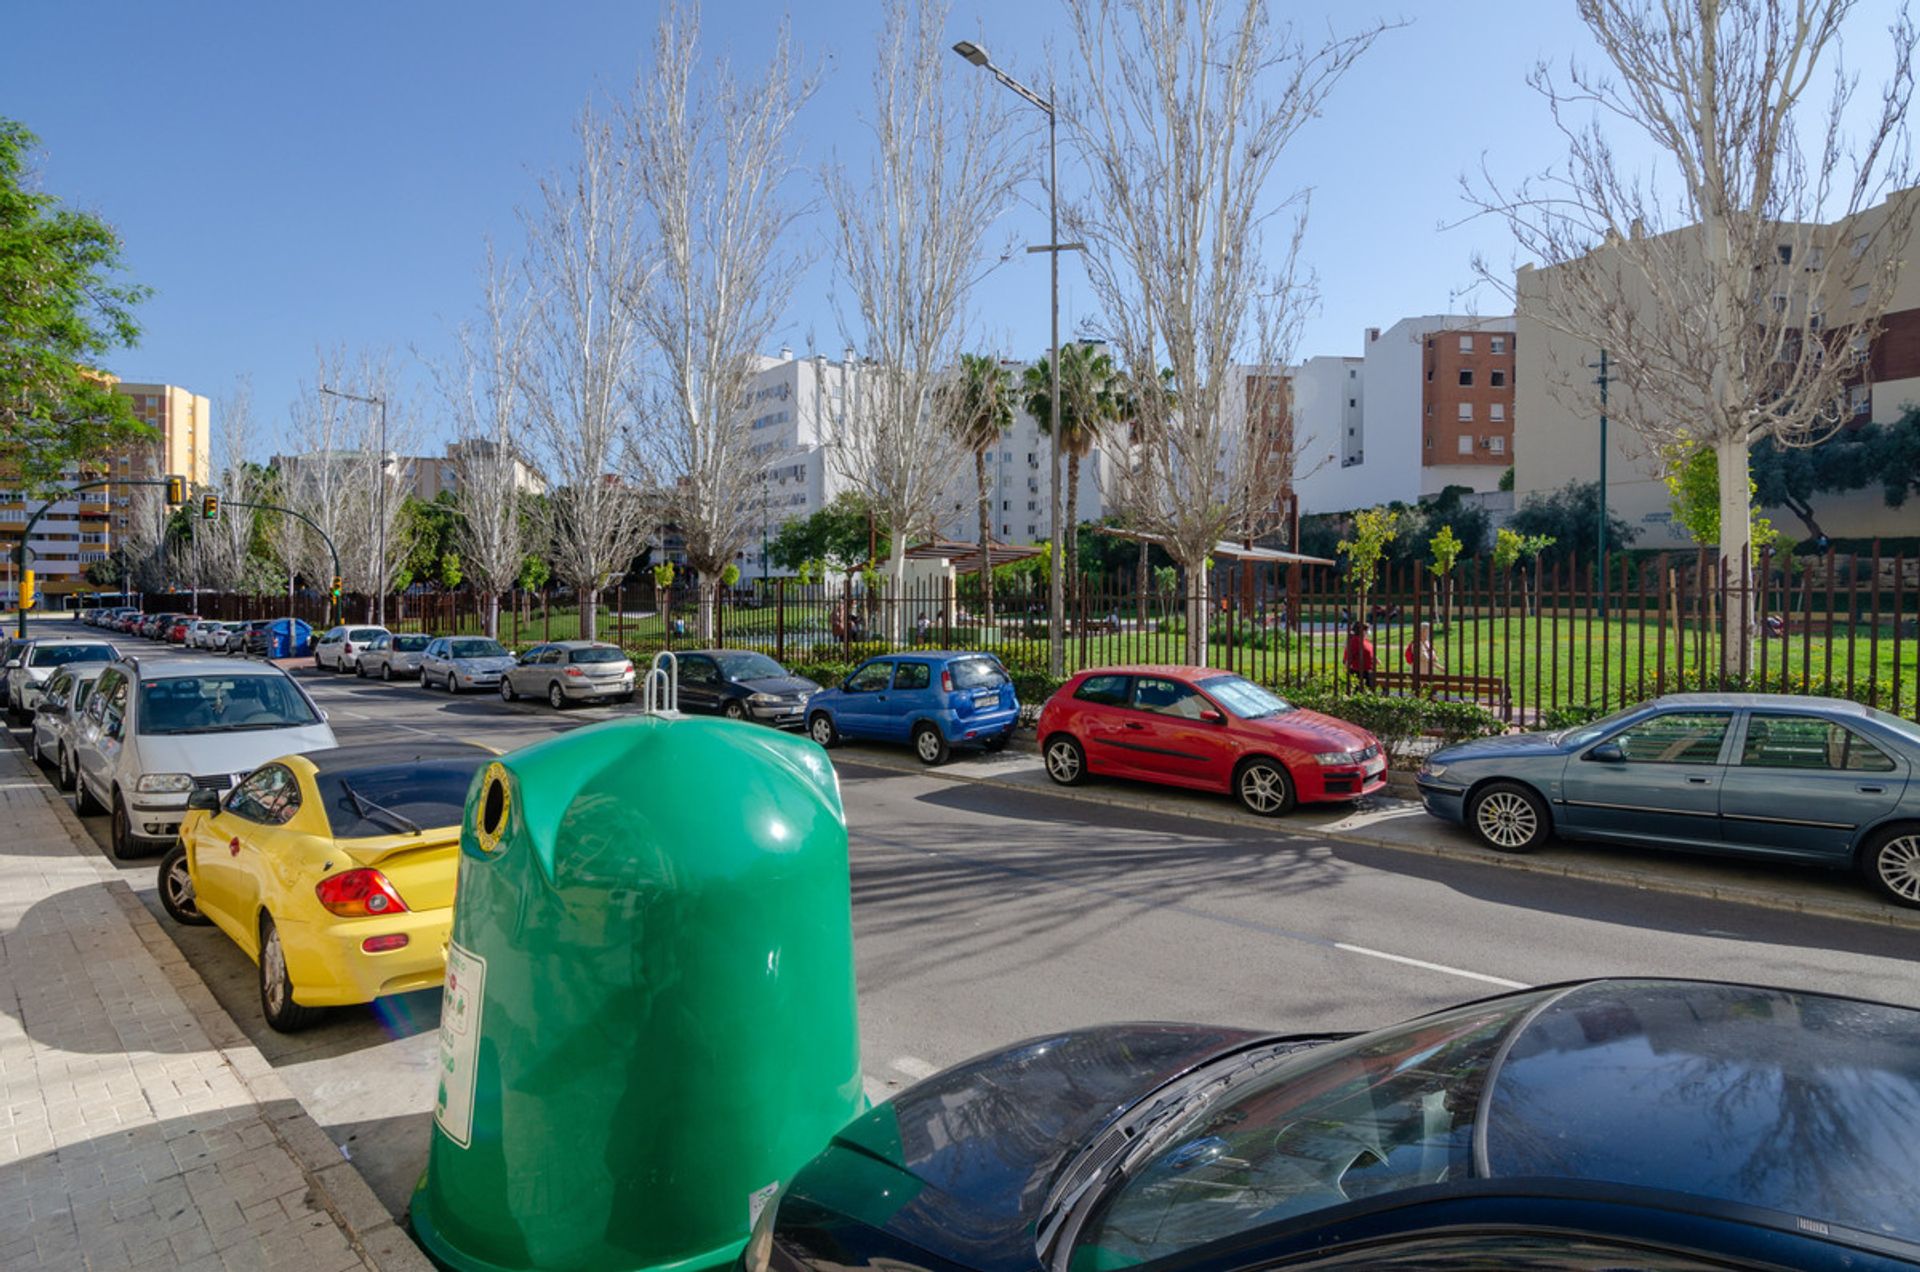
left=1234, top=758, right=1296, bottom=816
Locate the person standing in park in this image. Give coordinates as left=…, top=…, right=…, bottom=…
left=1403, top=620, right=1442, bottom=677
left=1343, top=620, right=1376, bottom=689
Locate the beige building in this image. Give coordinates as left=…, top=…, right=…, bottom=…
left=408, top=439, right=546, bottom=503
left=1515, top=188, right=1920, bottom=549
left=1, top=381, right=211, bottom=605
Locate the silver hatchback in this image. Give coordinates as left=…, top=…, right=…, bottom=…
left=420, top=636, right=517, bottom=694
left=499, top=641, right=635, bottom=709
left=357, top=631, right=436, bottom=681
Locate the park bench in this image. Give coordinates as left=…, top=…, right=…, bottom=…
left=1374, top=671, right=1510, bottom=711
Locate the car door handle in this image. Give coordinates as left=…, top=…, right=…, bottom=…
left=1124, top=721, right=1147, bottom=730
left=1858, top=785, right=1887, bottom=794
left=1685, top=775, right=1711, bottom=785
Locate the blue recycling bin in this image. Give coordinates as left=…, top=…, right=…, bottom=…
left=267, top=617, right=313, bottom=658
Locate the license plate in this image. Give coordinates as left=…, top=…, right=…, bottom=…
left=1364, top=757, right=1386, bottom=778
left=974, top=692, right=999, bottom=707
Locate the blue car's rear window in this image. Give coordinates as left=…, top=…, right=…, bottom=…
left=949, top=658, right=1007, bottom=690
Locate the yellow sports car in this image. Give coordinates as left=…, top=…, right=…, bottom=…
left=159, top=740, right=494, bottom=1032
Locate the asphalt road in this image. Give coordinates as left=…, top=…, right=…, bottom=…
left=9, top=618, right=1920, bottom=1222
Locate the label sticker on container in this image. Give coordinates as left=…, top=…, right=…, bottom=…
left=434, top=942, right=486, bottom=1149
left=748, top=1181, right=779, bottom=1229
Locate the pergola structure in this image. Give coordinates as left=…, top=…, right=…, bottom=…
left=902, top=538, right=1046, bottom=576
left=1092, top=527, right=1335, bottom=568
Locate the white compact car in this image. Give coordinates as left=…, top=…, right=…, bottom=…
left=70, top=655, right=337, bottom=859
left=29, top=662, right=109, bottom=782
left=6, top=636, right=119, bottom=720
left=313, top=624, right=389, bottom=673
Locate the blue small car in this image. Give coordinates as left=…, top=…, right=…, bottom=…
left=1417, top=692, right=1920, bottom=907
left=806, top=651, right=1019, bottom=764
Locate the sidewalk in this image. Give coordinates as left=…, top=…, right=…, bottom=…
left=834, top=742, right=1920, bottom=932
left=0, top=746, right=430, bottom=1271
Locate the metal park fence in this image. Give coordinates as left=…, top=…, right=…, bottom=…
left=134, top=543, right=1920, bottom=723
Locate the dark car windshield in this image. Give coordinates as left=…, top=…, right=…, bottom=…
left=30, top=643, right=114, bottom=667
left=316, top=757, right=488, bottom=839
left=949, top=657, right=1008, bottom=690
left=1198, top=675, right=1290, bottom=719
left=137, top=674, right=321, bottom=735
left=450, top=639, right=507, bottom=659
left=1074, top=992, right=1550, bottom=1269
left=570, top=646, right=626, bottom=664
left=715, top=652, right=785, bottom=681
left=391, top=634, right=433, bottom=652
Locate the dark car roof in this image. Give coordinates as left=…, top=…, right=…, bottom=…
left=1484, top=979, right=1920, bottom=1246
left=867, top=650, right=1000, bottom=662
left=305, top=740, right=494, bottom=778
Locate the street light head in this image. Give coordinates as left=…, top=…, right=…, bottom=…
left=952, top=40, right=990, bottom=67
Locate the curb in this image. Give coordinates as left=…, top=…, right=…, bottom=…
left=11, top=735, right=435, bottom=1272
left=832, top=746, right=1920, bottom=933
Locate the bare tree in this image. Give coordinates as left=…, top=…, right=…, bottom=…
left=825, top=0, right=1026, bottom=638
left=202, top=378, right=266, bottom=594
left=1466, top=0, right=1916, bottom=648
left=438, top=251, right=536, bottom=638
left=520, top=107, right=654, bottom=642
left=624, top=5, right=815, bottom=641
left=1064, top=0, right=1388, bottom=664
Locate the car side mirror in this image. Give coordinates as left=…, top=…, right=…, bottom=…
left=4, top=658, right=18, bottom=669
left=186, top=788, right=221, bottom=811
left=1199, top=708, right=1226, bottom=725
left=1585, top=741, right=1625, bottom=763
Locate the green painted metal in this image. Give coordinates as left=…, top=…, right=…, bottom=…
left=411, top=715, right=863, bottom=1272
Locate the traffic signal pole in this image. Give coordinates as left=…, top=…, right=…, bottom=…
left=11, top=480, right=345, bottom=636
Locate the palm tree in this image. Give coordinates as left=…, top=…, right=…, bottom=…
left=943, top=353, right=1015, bottom=626
left=1023, top=342, right=1120, bottom=600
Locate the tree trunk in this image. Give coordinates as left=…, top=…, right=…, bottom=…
left=888, top=529, right=908, bottom=645
left=1136, top=541, right=1149, bottom=625
left=1715, top=435, right=1754, bottom=654
left=1065, top=453, right=1081, bottom=604
left=485, top=591, right=499, bottom=639
left=976, top=449, right=994, bottom=628
left=580, top=584, right=598, bottom=642
left=696, top=575, right=716, bottom=643
left=1181, top=555, right=1210, bottom=666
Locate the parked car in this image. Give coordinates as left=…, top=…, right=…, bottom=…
left=69, top=655, right=337, bottom=859
left=137, top=613, right=176, bottom=640
left=673, top=649, right=819, bottom=727
left=165, top=615, right=201, bottom=644
left=752, top=979, right=1920, bottom=1272
left=499, top=640, right=635, bottom=708
left=185, top=620, right=224, bottom=649
left=805, top=651, right=1018, bottom=765
left=211, top=621, right=255, bottom=653
left=420, top=636, right=516, bottom=694
left=28, top=663, right=108, bottom=780
left=1418, top=692, right=1920, bottom=907
left=5, top=635, right=119, bottom=720
left=357, top=631, right=434, bottom=681
left=313, top=624, right=389, bottom=673
left=1036, top=666, right=1385, bottom=815
left=161, top=740, right=493, bottom=1031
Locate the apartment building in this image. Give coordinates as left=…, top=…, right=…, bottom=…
left=409, top=439, right=547, bottom=502
left=1287, top=315, right=1517, bottom=517
left=737, top=348, right=864, bottom=579
left=1515, top=187, right=1920, bottom=546
left=0, top=381, right=211, bottom=605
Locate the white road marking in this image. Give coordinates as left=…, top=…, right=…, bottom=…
left=1317, top=804, right=1427, bottom=835
left=1333, top=942, right=1529, bottom=989
left=889, top=1055, right=938, bottom=1080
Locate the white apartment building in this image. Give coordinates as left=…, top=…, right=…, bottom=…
left=1288, top=315, right=1517, bottom=517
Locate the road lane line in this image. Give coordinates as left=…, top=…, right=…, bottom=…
left=889, top=1056, right=938, bottom=1080
left=1331, top=943, right=1529, bottom=989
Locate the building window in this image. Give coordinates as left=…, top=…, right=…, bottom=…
left=1490, top=403, right=1505, bottom=421
left=1490, top=336, right=1507, bottom=354
left=1349, top=368, right=1357, bottom=379
left=1807, top=246, right=1824, bottom=269
left=1001, top=523, right=1010, bottom=536
left=1458, top=369, right=1474, bottom=386
left=1424, top=435, right=1433, bottom=450
left=1457, top=402, right=1473, bottom=421
left=1851, top=385, right=1871, bottom=416
left=1851, top=283, right=1869, bottom=306
left=1852, top=231, right=1871, bottom=258
left=1426, top=368, right=1434, bottom=381
left=1425, top=404, right=1433, bottom=417
left=1777, top=244, right=1794, bottom=265
left=1490, top=436, right=1505, bottom=454
left=1026, top=524, right=1037, bottom=537
left=1027, top=500, right=1037, bottom=511
left=1852, top=332, right=1871, bottom=363
left=1348, top=398, right=1356, bottom=408
left=1458, top=335, right=1474, bottom=353
left=1490, top=369, right=1507, bottom=387
left=1457, top=435, right=1474, bottom=455
left=1770, top=293, right=1788, bottom=313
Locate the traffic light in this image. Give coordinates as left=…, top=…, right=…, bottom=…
left=164, top=475, right=186, bottom=505
left=330, top=576, right=343, bottom=601
left=200, top=493, right=219, bottom=520
left=19, top=569, right=34, bottom=612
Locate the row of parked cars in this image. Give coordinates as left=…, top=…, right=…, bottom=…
left=31, top=619, right=1920, bottom=1268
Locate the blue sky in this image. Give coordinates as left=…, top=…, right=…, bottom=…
left=3, top=1, right=1905, bottom=457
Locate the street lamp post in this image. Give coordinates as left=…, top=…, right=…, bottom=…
left=952, top=39, right=1080, bottom=679
left=319, top=386, right=389, bottom=625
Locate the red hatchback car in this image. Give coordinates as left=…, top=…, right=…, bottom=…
left=1037, top=666, right=1387, bottom=815
left=167, top=616, right=200, bottom=643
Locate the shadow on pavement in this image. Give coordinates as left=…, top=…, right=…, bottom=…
left=329, top=1111, right=434, bottom=1219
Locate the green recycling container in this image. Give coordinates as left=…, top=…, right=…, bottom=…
left=410, top=714, right=863, bottom=1272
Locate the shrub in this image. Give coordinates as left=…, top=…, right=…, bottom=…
left=1537, top=703, right=1607, bottom=731
left=1281, top=683, right=1503, bottom=766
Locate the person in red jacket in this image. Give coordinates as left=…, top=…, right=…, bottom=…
left=1343, top=619, right=1376, bottom=689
